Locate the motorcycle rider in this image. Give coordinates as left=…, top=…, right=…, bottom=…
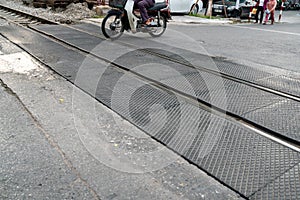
left=134, top=0, right=155, bottom=25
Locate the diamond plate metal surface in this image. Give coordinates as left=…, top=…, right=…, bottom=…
left=213, top=81, right=285, bottom=116
left=73, top=23, right=103, bottom=34
left=256, top=75, right=300, bottom=97
left=29, top=24, right=300, bottom=143
left=94, top=70, right=300, bottom=198
left=244, top=99, right=300, bottom=142
left=143, top=47, right=216, bottom=70
left=32, top=24, right=103, bottom=51
left=97, top=74, right=300, bottom=198
left=160, top=71, right=226, bottom=99
left=2, top=23, right=300, bottom=199
left=95, top=66, right=126, bottom=106
left=184, top=122, right=300, bottom=197
left=212, top=59, right=273, bottom=81
left=33, top=24, right=299, bottom=100
left=250, top=163, right=300, bottom=200
left=36, top=23, right=300, bottom=101
left=130, top=63, right=286, bottom=118
left=113, top=50, right=182, bottom=71
left=129, top=62, right=198, bottom=81
left=143, top=48, right=274, bottom=83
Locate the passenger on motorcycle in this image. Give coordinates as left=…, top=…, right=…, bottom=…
left=134, top=0, right=155, bottom=25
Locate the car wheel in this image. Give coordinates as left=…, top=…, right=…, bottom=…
left=190, top=4, right=199, bottom=15
left=231, top=9, right=240, bottom=18
left=88, top=2, right=93, bottom=9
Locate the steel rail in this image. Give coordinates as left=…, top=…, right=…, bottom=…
left=54, top=22, right=300, bottom=103
left=0, top=4, right=58, bottom=25
left=1, top=3, right=299, bottom=102
left=1, top=7, right=300, bottom=198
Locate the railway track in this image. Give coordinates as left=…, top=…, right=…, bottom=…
left=0, top=4, right=57, bottom=25
left=1, top=4, right=300, bottom=199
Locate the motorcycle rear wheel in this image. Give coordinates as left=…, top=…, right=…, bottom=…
left=148, top=15, right=167, bottom=37
left=101, top=13, right=124, bottom=39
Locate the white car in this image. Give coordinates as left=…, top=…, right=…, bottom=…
left=156, top=0, right=203, bottom=14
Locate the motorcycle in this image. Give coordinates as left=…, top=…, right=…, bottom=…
left=101, top=0, right=170, bottom=39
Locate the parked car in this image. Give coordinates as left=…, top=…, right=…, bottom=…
left=156, top=0, right=203, bottom=14
left=212, top=0, right=255, bottom=18
left=276, top=0, right=300, bottom=10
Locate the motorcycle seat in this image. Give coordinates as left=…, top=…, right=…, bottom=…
left=148, top=2, right=167, bottom=11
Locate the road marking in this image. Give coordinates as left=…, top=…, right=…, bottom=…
left=228, top=24, right=300, bottom=36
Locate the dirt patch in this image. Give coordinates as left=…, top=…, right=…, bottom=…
left=0, top=0, right=97, bottom=23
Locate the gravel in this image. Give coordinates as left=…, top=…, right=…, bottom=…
left=0, top=0, right=97, bottom=23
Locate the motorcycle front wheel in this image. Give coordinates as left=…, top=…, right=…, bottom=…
left=148, top=15, right=167, bottom=37
left=101, top=13, right=124, bottom=39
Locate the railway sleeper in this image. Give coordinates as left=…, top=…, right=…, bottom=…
left=46, top=0, right=72, bottom=8
left=33, top=0, right=47, bottom=8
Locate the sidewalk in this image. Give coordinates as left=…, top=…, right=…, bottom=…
left=90, top=6, right=295, bottom=25
left=169, top=15, right=232, bottom=24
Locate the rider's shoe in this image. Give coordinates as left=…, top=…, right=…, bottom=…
left=145, top=18, right=152, bottom=25
left=145, top=18, right=157, bottom=27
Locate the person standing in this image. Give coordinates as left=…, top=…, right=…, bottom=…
left=134, top=0, right=155, bottom=25
left=263, top=0, right=277, bottom=25
left=255, top=0, right=265, bottom=23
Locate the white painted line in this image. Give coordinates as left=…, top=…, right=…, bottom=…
left=228, top=24, right=300, bottom=36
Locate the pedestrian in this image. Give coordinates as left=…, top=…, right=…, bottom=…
left=263, top=0, right=277, bottom=25
left=254, top=0, right=266, bottom=23
left=134, top=0, right=155, bottom=25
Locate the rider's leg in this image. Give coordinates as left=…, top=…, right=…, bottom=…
left=270, top=11, right=274, bottom=24
left=134, top=0, right=155, bottom=24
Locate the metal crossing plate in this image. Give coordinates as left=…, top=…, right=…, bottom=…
left=250, top=163, right=300, bottom=200
left=95, top=73, right=300, bottom=198
left=244, top=99, right=300, bottom=142
left=2, top=23, right=300, bottom=199
left=256, top=75, right=300, bottom=97
left=213, top=59, right=273, bottom=82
